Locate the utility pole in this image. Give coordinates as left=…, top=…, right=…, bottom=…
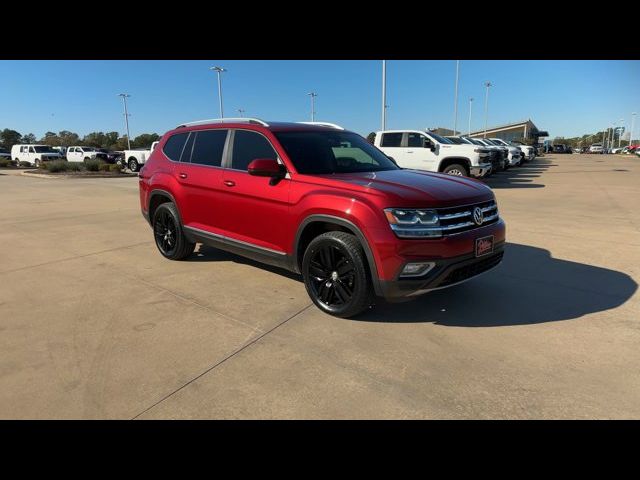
left=483, top=82, right=492, bottom=138
left=308, top=92, right=318, bottom=121
left=468, top=97, right=473, bottom=136
left=453, top=60, right=460, bottom=135
left=381, top=60, right=387, bottom=130
left=118, top=93, right=131, bottom=150
left=237, top=109, right=245, bottom=117
left=210, top=66, right=226, bottom=118
left=630, top=112, right=637, bottom=146
left=618, top=118, right=624, bottom=148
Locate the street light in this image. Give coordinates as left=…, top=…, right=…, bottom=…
left=381, top=60, right=387, bottom=130
left=468, top=97, right=473, bottom=136
left=453, top=60, right=460, bottom=135
left=308, top=92, right=318, bottom=122
left=618, top=118, right=624, bottom=148
left=630, top=112, right=637, bottom=146
left=210, top=66, right=227, bottom=118
left=237, top=108, right=245, bottom=118
left=483, top=81, right=492, bottom=138
left=117, top=93, right=131, bottom=150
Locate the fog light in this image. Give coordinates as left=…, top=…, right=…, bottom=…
left=400, top=262, right=435, bottom=278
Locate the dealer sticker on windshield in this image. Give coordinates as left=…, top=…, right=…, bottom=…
left=475, top=235, right=494, bottom=257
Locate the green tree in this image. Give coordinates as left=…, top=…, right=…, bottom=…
left=83, top=132, right=107, bottom=148
left=22, top=133, right=36, bottom=144
left=41, top=131, right=61, bottom=146
left=105, top=132, right=119, bottom=149
left=58, top=130, right=80, bottom=146
left=366, top=132, right=375, bottom=144
left=0, top=128, right=22, bottom=149
left=132, top=133, right=160, bottom=149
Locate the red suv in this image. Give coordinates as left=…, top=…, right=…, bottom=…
left=139, top=119, right=506, bottom=317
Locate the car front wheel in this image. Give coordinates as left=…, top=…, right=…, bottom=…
left=152, top=203, right=195, bottom=260
left=442, top=163, right=468, bottom=176
left=302, top=231, right=373, bottom=318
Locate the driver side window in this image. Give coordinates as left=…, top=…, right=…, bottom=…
left=407, top=133, right=426, bottom=148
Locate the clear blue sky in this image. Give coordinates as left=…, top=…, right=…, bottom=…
left=1, top=60, right=638, bottom=140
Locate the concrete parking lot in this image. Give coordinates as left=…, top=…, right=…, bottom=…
left=0, top=154, right=638, bottom=419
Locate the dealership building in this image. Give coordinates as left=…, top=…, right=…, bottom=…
left=468, top=119, right=548, bottom=145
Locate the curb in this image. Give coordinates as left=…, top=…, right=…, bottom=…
left=22, top=171, right=138, bottom=179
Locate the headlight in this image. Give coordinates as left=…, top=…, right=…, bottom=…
left=384, top=208, right=442, bottom=238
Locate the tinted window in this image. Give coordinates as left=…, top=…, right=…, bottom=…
left=231, top=130, right=277, bottom=171
left=162, top=132, right=189, bottom=162
left=407, top=132, right=425, bottom=147
left=275, top=131, right=399, bottom=175
left=426, top=132, right=453, bottom=144
left=381, top=132, right=402, bottom=147
left=180, top=132, right=195, bottom=162
left=190, top=130, right=227, bottom=167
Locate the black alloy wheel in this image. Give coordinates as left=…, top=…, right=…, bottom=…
left=152, top=203, right=195, bottom=260
left=302, top=231, right=373, bottom=318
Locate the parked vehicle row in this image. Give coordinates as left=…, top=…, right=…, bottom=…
left=139, top=118, right=506, bottom=318
left=7, top=143, right=140, bottom=167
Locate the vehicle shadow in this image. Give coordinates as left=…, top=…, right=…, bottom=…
left=361, top=242, right=637, bottom=326
left=193, top=242, right=636, bottom=327
left=482, top=157, right=558, bottom=189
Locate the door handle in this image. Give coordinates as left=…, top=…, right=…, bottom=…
left=406, top=151, right=414, bottom=153
left=224, top=180, right=236, bottom=187
left=178, top=173, right=187, bottom=179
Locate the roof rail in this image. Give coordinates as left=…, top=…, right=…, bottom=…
left=297, top=121, right=344, bottom=130
left=176, top=118, right=269, bottom=128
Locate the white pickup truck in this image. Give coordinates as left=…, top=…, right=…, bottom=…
left=124, top=141, right=159, bottom=172
left=373, top=130, right=492, bottom=178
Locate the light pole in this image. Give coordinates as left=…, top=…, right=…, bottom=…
left=468, top=97, right=473, bottom=136
left=237, top=108, right=245, bottom=118
left=453, top=60, right=460, bottom=135
left=308, top=92, right=318, bottom=121
left=118, top=93, right=131, bottom=150
left=210, top=66, right=226, bottom=118
left=630, top=112, right=637, bottom=146
left=483, top=81, right=492, bottom=138
left=618, top=118, right=624, bottom=148
left=381, top=60, right=387, bottom=130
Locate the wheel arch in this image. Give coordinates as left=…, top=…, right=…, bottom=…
left=293, top=214, right=382, bottom=296
left=438, top=156, right=471, bottom=173
left=148, top=189, right=182, bottom=227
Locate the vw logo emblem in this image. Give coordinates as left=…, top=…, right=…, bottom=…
left=473, top=207, right=484, bottom=226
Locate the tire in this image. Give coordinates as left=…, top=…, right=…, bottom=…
left=128, top=158, right=139, bottom=172
left=34, top=158, right=40, bottom=168
left=442, top=163, right=468, bottom=177
left=302, top=231, right=373, bottom=318
left=152, top=203, right=195, bottom=261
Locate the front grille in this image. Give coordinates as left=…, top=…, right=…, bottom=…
left=436, top=200, right=499, bottom=235
left=438, top=251, right=504, bottom=287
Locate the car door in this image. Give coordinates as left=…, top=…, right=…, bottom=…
left=407, top=132, right=439, bottom=172
left=219, top=129, right=291, bottom=254
left=172, top=129, right=227, bottom=233
left=67, top=147, right=77, bottom=161
left=28, top=146, right=37, bottom=163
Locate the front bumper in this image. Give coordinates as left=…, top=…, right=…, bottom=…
left=470, top=162, right=492, bottom=178
left=378, top=241, right=505, bottom=301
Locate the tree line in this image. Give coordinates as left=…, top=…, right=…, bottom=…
left=552, top=130, right=631, bottom=148
left=0, top=128, right=160, bottom=151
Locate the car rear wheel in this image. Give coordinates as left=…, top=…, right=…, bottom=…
left=128, top=158, right=139, bottom=172
left=152, top=203, right=195, bottom=260
left=302, top=231, right=373, bottom=318
left=442, top=163, right=468, bottom=176
left=34, top=159, right=40, bottom=168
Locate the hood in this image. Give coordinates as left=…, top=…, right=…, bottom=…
left=311, top=169, right=494, bottom=208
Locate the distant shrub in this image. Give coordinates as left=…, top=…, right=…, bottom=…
left=0, top=158, right=10, bottom=167
left=109, top=164, right=122, bottom=173
left=18, top=161, right=30, bottom=168
left=44, top=160, right=69, bottom=173
left=84, top=159, right=103, bottom=172
left=66, top=162, right=83, bottom=172
left=99, top=163, right=111, bottom=172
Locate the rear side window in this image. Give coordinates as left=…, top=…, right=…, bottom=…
left=162, top=132, right=189, bottom=162
left=190, top=130, right=227, bottom=167
left=407, top=133, right=424, bottom=148
left=231, top=130, right=277, bottom=171
left=381, top=132, right=402, bottom=147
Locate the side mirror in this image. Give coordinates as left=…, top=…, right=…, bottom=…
left=247, top=158, right=286, bottom=178
left=424, top=139, right=436, bottom=152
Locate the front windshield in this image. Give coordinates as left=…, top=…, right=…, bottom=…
left=426, top=132, right=453, bottom=144
left=445, top=137, right=465, bottom=145
left=275, top=131, right=399, bottom=175
left=33, top=146, right=57, bottom=153
left=81, top=147, right=97, bottom=152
